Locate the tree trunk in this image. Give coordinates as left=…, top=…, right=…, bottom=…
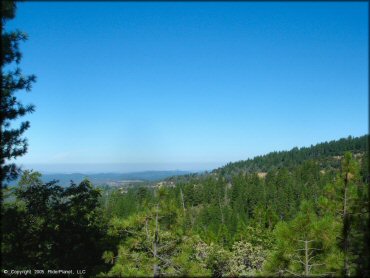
left=304, top=240, right=309, bottom=276
left=153, top=204, right=159, bottom=277
left=218, top=195, right=224, bottom=224
left=343, top=171, right=350, bottom=276
left=180, top=188, right=185, bottom=213
left=145, top=217, right=149, bottom=241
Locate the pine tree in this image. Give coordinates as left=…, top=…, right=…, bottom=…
left=1, top=0, right=36, bottom=186
left=264, top=200, right=342, bottom=276
left=320, top=152, right=369, bottom=276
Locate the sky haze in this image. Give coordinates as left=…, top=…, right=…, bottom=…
left=7, top=2, right=368, bottom=173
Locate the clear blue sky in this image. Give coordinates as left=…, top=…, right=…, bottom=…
left=7, top=1, right=368, bottom=172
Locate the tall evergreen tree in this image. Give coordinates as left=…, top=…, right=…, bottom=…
left=264, top=201, right=342, bottom=276
left=1, top=0, right=36, bottom=186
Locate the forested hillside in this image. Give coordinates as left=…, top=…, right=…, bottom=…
left=215, top=135, right=368, bottom=176
left=2, top=135, right=369, bottom=276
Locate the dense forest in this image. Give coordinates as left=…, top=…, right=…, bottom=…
left=214, top=135, right=368, bottom=176
left=2, top=135, right=369, bottom=276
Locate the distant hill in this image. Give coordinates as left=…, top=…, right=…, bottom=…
left=11, top=170, right=192, bottom=187
left=214, top=135, right=368, bottom=176
left=11, top=136, right=369, bottom=187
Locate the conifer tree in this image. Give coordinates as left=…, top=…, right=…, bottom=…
left=264, top=200, right=342, bottom=276
left=1, top=0, right=36, bottom=186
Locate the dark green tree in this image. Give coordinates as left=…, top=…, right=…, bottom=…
left=1, top=0, right=36, bottom=186
left=264, top=201, right=342, bottom=276
left=1, top=172, right=106, bottom=275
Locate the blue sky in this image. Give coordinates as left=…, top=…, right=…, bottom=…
left=7, top=2, right=368, bottom=173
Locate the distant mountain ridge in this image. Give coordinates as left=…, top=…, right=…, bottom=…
left=11, top=135, right=368, bottom=186
left=11, top=170, right=192, bottom=187
left=214, top=135, right=368, bottom=176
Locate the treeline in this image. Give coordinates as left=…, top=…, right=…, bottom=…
left=1, top=137, right=369, bottom=276
left=215, top=135, right=368, bottom=176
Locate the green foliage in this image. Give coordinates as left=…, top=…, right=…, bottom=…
left=318, top=152, right=369, bottom=276
left=228, top=241, right=266, bottom=276
left=102, top=194, right=190, bottom=276
left=98, top=140, right=368, bottom=276
left=204, top=243, right=231, bottom=277
left=2, top=136, right=368, bottom=276
left=264, top=201, right=343, bottom=276
left=1, top=172, right=107, bottom=275
left=1, top=0, right=36, bottom=185
left=170, top=236, right=211, bottom=276
left=217, top=224, right=232, bottom=248
left=216, top=135, right=368, bottom=176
